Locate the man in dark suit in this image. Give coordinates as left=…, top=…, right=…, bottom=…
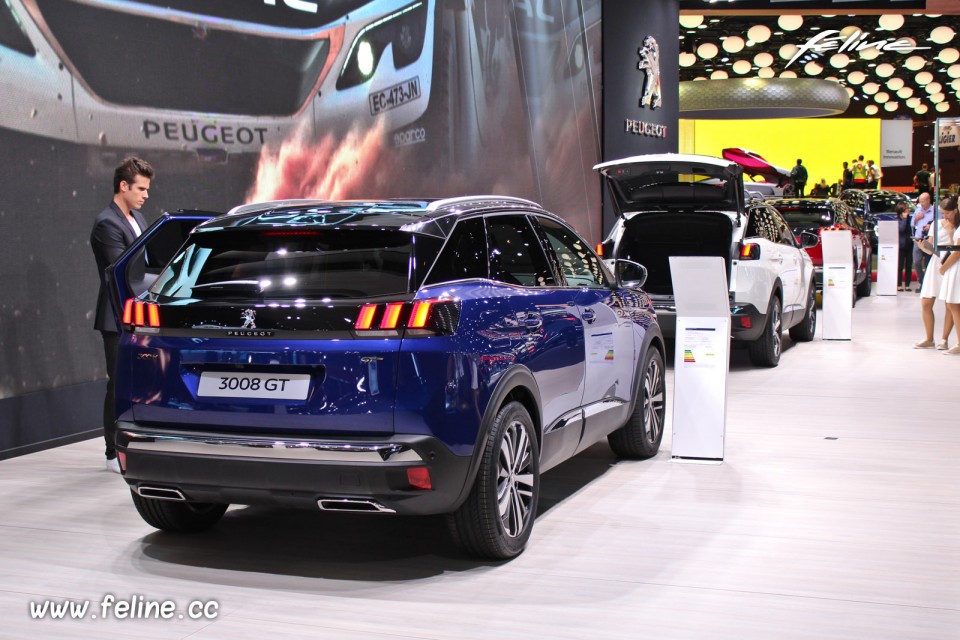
left=91, top=157, right=153, bottom=472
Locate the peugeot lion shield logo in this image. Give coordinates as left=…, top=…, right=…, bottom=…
left=637, top=36, right=661, bottom=109
left=241, top=309, right=257, bottom=329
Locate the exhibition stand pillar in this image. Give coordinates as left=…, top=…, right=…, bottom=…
left=668, top=256, right=730, bottom=464
left=876, top=220, right=898, bottom=296
left=821, top=229, right=854, bottom=340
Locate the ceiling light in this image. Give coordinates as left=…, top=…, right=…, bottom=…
left=875, top=92, right=890, bottom=103
left=710, top=70, right=729, bottom=80
left=936, top=102, right=951, bottom=113
left=949, top=65, right=960, bottom=79
left=930, top=93, right=946, bottom=103
left=757, top=67, right=775, bottom=79
left=931, top=26, right=956, bottom=45
left=754, top=52, right=774, bottom=68
left=722, top=36, right=745, bottom=53
left=904, top=55, right=926, bottom=71
left=778, top=15, right=803, bottom=31
left=747, top=25, right=772, bottom=44
left=939, top=48, right=960, bottom=64
left=952, top=78, right=960, bottom=90
left=840, top=25, right=861, bottom=39
left=780, top=70, right=798, bottom=79
left=878, top=15, right=905, bottom=31
left=863, top=82, right=880, bottom=94
left=679, top=15, right=704, bottom=29
left=830, top=53, right=850, bottom=69
left=897, top=87, right=914, bottom=99
left=859, top=47, right=881, bottom=61
left=916, top=104, right=929, bottom=114
left=925, top=82, right=943, bottom=94
left=698, top=42, right=719, bottom=59
left=884, top=102, right=899, bottom=112
left=679, top=52, right=697, bottom=67
left=865, top=104, right=879, bottom=115
left=875, top=63, right=896, bottom=77
left=916, top=71, right=934, bottom=85
left=732, top=60, right=752, bottom=74
left=845, top=87, right=855, bottom=98
left=804, top=61, right=823, bottom=76
left=886, top=77, right=905, bottom=90
left=779, top=44, right=799, bottom=60
left=907, top=97, right=922, bottom=108
left=847, top=71, right=866, bottom=84
left=693, top=77, right=708, bottom=81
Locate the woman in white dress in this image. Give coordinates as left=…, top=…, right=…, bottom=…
left=915, top=198, right=957, bottom=349
left=938, top=196, right=960, bottom=355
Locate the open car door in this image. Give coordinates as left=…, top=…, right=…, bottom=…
left=105, top=210, right=217, bottom=331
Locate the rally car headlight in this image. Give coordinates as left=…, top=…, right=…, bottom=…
left=336, top=1, right=427, bottom=90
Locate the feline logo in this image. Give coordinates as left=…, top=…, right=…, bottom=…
left=637, top=36, right=661, bottom=110
left=264, top=0, right=317, bottom=14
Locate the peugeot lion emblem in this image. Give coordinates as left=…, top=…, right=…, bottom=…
left=241, top=309, right=257, bottom=329
left=637, top=36, right=662, bottom=110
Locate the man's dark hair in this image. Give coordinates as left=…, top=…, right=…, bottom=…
left=942, top=195, right=959, bottom=212
left=113, top=156, right=154, bottom=194
left=796, top=159, right=802, bottom=165
left=858, top=155, right=864, bottom=161
left=921, top=163, right=929, bottom=171
left=843, top=161, right=848, bottom=168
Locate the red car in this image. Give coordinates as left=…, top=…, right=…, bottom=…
left=766, top=197, right=873, bottom=298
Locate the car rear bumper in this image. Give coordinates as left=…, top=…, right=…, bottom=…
left=116, top=424, right=472, bottom=516
left=652, top=302, right=764, bottom=341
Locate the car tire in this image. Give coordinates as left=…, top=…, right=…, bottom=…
left=448, top=401, right=540, bottom=559
left=608, top=348, right=666, bottom=459
left=748, top=295, right=782, bottom=367
left=130, top=491, right=227, bottom=533
left=856, top=269, right=872, bottom=298
left=789, top=282, right=817, bottom=342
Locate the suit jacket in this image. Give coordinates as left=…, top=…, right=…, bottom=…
left=91, top=201, right=148, bottom=332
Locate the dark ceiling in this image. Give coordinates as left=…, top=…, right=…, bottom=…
left=678, top=13, right=960, bottom=119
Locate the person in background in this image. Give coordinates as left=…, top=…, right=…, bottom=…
left=810, top=179, right=830, bottom=197
left=938, top=196, right=960, bottom=355
left=790, top=159, right=808, bottom=197
left=852, top=156, right=868, bottom=188
left=915, top=197, right=957, bottom=349
left=912, top=191, right=936, bottom=288
left=896, top=202, right=914, bottom=292
left=841, top=161, right=853, bottom=191
left=866, top=160, right=882, bottom=189
left=914, top=162, right=934, bottom=196
left=90, top=157, right=154, bottom=472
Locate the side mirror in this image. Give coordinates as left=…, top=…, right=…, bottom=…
left=613, top=258, right=648, bottom=289
left=800, top=230, right=819, bottom=249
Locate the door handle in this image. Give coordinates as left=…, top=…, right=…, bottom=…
left=582, top=308, right=596, bottom=324
left=521, top=312, right=542, bottom=330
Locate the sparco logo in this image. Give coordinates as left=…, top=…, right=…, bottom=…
left=637, top=36, right=661, bottom=110
left=264, top=0, right=317, bottom=13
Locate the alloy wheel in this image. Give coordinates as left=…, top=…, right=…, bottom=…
left=643, top=357, right=665, bottom=444
left=772, top=301, right=782, bottom=358
left=497, top=420, right=535, bottom=538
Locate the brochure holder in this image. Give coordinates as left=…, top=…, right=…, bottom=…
left=876, top=220, right=898, bottom=296
left=821, top=229, right=854, bottom=340
left=668, top=256, right=730, bottom=463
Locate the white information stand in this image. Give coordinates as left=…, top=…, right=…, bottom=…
left=821, top=229, right=854, bottom=340
left=668, top=257, right=730, bottom=463
left=876, top=220, right=898, bottom=296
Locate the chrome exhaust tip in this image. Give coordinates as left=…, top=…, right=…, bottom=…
left=317, top=498, right=395, bottom=513
left=136, top=485, right=187, bottom=501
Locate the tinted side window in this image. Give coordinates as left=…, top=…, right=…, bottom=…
left=746, top=207, right=780, bottom=243
left=535, top=217, right=606, bottom=288
left=424, top=217, right=488, bottom=285
left=770, top=209, right=796, bottom=246
left=486, top=215, right=557, bottom=286
left=0, top=3, right=36, bottom=56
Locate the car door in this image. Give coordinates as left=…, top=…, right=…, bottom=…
left=742, top=206, right=785, bottom=311
left=531, top=216, right=635, bottom=452
left=107, top=211, right=216, bottom=331
left=484, top=214, right=586, bottom=462
left=769, top=206, right=804, bottom=316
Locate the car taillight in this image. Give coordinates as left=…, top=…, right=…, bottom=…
left=354, top=299, right=460, bottom=336
left=740, top=243, right=761, bottom=260
left=595, top=242, right=604, bottom=257
left=122, top=299, right=161, bottom=328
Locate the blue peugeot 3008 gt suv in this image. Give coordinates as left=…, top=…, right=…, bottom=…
left=110, top=196, right=665, bottom=559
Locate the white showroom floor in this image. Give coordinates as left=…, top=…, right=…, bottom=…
left=2, top=291, right=958, bottom=640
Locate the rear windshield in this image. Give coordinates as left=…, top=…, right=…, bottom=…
left=867, top=195, right=906, bottom=213
left=149, top=229, right=438, bottom=300
left=608, top=162, right=737, bottom=209
left=775, top=204, right=835, bottom=231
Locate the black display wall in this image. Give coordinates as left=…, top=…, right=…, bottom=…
left=0, top=0, right=607, bottom=457
left=601, top=0, right=680, bottom=232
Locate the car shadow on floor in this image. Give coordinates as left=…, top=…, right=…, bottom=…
left=133, top=444, right=619, bottom=583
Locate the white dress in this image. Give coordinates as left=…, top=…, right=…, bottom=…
left=920, top=222, right=949, bottom=298
left=938, top=226, right=960, bottom=304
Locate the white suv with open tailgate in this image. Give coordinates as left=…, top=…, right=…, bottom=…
left=596, top=153, right=817, bottom=367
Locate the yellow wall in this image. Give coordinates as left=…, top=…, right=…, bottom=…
left=680, top=119, right=881, bottom=190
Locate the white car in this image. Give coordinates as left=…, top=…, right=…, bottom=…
left=1, top=0, right=437, bottom=157
left=595, top=153, right=817, bottom=367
